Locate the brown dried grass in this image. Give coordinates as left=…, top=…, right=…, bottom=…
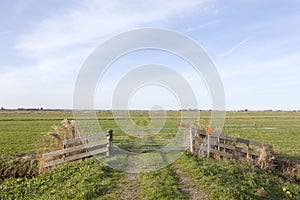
left=256, top=146, right=275, bottom=170
left=37, top=119, right=79, bottom=173
left=276, top=159, right=300, bottom=182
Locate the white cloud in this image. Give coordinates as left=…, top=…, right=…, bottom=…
left=16, top=0, right=207, bottom=58
left=2, top=0, right=211, bottom=108
left=184, top=20, right=219, bottom=32
left=217, top=38, right=250, bottom=58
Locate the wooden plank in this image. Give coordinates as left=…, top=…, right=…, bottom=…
left=63, top=132, right=107, bottom=145
left=193, top=144, right=204, bottom=151
left=43, top=147, right=108, bottom=168
left=217, top=135, right=271, bottom=148
left=193, top=128, right=272, bottom=148
left=43, top=140, right=108, bottom=159
left=193, top=144, right=250, bottom=162
left=215, top=142, right=259, bottom=157
left=194, top=137, right=205, bottom=143
left=63, top=137, right=82, bottom=146
left=43, top=158, right=65, bottom=168
left=200, top=148, right=248, bottom=162
left=193, top=142, right=259, bottom=156
left=212, top=149, right=248, bottom=162
left=64, top=147, right=108, bottom=162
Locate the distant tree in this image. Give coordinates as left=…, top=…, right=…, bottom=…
left=40, top=107, right=43, bottom=110
left=1, top=107, right=4, bottom=110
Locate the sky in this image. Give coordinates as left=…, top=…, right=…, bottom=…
left=0, top=0, right=300, bottom=110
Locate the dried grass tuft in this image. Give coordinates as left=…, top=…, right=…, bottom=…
left=277, top=160, right=300, bottom=181
left=37, top=119, right=79, bottom=173
left=256, top=146, right=275, bottom=170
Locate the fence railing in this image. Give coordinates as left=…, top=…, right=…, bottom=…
left=191, top=128, right=273, bottom=162
left=40, top=127, right=273, bottom=170
left=40, top=130, right=112, bottom=169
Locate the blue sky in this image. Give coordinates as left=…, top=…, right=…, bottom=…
left=0, top=0, right=300, bottom=110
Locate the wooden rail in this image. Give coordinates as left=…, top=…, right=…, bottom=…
left=41, top=130, right=113, bottom=169
left=191, top=128, right=273, bottom=162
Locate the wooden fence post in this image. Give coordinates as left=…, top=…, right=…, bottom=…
left=106, top=130, right=113, bottom=157
left=189, top=127, right=194, bottom=154
left=217, top=136, right=220, bottom=159
left=207, top=134, right=210, bottom=158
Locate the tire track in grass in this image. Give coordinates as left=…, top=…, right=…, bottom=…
left=99, top=171, right=140, bottom=200
left=139, top=166, right=186, bottom=199
left=118, top=172, right=141, bottom=200
left=139, top=151, right=186, bottom=199
left=171, top=162, right=207, bottom=200
left=100, top=154, right=141, bottom=200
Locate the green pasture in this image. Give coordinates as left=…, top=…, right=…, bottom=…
left=0, top=110, right=299, bottom=159
left=0, top=110, right=300, bottom=199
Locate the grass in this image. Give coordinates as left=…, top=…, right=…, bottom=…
left=1, top=154, right=299, bottom=199
left=139, top=166, right=186, bottom=199
left=220, top=111, right=300, bottom=160
left=0, top=110, right=73, bottom=155
left=1, top=110, right=300, bottom=159
left=174, top=153, right=300, bottom=200
left=0, top=110, right=300, bottom=199
left=0, top=158, right=122, bottom=199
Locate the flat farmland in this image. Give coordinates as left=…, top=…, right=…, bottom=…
left=0, top=110, right=299, bottom=159
left=1, top=110, right=300, bottom=199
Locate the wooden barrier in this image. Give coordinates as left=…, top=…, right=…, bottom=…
left=191, top=128, right=273, bottom=162
left=41, top=130, right=113, bottom=169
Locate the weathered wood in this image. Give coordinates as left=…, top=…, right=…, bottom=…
left=43, top=140, right=108, bottom=159
left=215, top=142, right=259, bottom=157
left=189, top=128, right=193, bottom=153
left=198, top=148, right=248, bottom=162
left=63, top=132, right=107, bottom=146
left=211, top=149, right=248, bottom=162
left=193, top=142, right=259, bottom=157
left=44, top=147, right=108, bottom=168
left=42, top=130, right=113, bottom=169
left=193, top=128, right=272, bottom=148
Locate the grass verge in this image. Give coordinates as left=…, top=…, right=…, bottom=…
left=174, top=153, right=300, bottom=200
left=0, top=158, right=122, bottom=199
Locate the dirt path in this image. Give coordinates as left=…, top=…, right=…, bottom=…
left=117, top=172, right=140, bottom=200
left=172, top=164, right=207, bottom=200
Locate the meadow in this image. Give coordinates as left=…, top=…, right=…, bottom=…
left=0, top=110, right=299, bottom=199
left=0, top=110, right=299, bottom=159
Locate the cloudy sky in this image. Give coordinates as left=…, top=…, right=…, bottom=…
left=1, top=0, right=299, bottom=110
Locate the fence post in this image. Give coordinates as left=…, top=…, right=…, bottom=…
left=106, top=130, right=113, bottom=157
left=189, top=127, right=194, bottom=154
left=217, top=136, right=220, bottom=159
left=207, top=134, right=210, bottom=158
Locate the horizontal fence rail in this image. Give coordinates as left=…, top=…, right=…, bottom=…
left=191, top=128, right=273, bottom=162
left=112, top=128, right=189, bottom=152
left=41, top=131, right=112, bottom=169
left=40, top=126, right=274, bottom=170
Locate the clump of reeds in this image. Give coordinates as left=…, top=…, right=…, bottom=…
left=38, top=119, right=79, bottom=153
left=277, top=159, right=300, bottom=181
left=37, top=119, right=79, bottom=173
left=256, top=146, right=275, bottom=170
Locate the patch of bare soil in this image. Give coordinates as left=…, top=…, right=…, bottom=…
left=173, top=165, right=207, bottom=200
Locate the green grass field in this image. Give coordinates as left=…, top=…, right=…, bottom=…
left=1, top=110, right=299, bottom=159
left=0, top=110, right=299, bottom=199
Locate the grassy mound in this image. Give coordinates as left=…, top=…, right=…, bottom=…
left=0, top=156, right=38, bottom=180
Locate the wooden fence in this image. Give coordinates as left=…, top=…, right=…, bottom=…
left=191, top=128, right=273, bottom=162
left=40, top=127, right=274, bottom=170
left=40, top=130, right=113, bottom=169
